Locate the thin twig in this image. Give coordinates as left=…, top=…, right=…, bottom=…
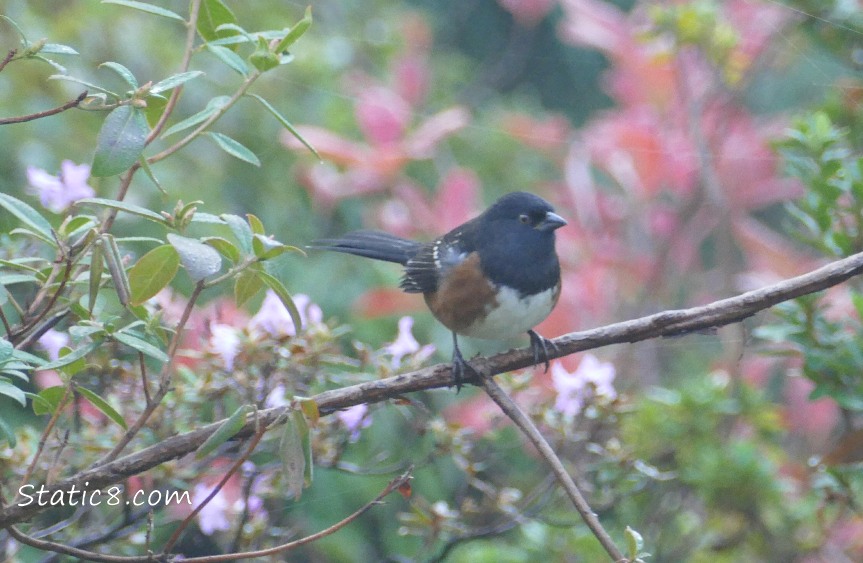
left=4, top=251, right=863, bottom=529
left=181, top=466, right=413, bottom=563
left=15, top=385, right=73, bottom=503
left=478, top=374, right=625, bottom=561
left=0, top=91, right=87, bottom=125
left=162, top=410, right=264, bottom=553
left=0, top=49, right=17, bottom=73
left=95, top=281, right=205, bottom=466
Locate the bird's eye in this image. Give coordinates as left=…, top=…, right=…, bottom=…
left=518, top=214, right=530, bottom=224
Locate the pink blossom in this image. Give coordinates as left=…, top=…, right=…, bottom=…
left=498, top=0, right=556, bottom=27
left=384, top=316, right=435, bottom=367
left=191, top=483, right=231, bottom=535
left=37, top=329, right=69, bottom=361
left=551, top=354, right=616, bottom=417
left=26, top=160, right=95, bottom=213
left=209, top=324, right=240, bottom=371
left=248, top=291, right=322, bottom=337
left=336, top=404, right=371, bottom=442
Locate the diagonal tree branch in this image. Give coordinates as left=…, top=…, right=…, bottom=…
left=4, top=250, right=863, bottom=528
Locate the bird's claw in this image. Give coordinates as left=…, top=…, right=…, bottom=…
left=528, top=329, right=557, bottom=372
left=451, top=344, right=476, bottom=393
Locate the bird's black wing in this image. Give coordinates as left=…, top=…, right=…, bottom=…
left=310, top=230, right=422, bottom=265
left=401, top=222, right=478, bottom=294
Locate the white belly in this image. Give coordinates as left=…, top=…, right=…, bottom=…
left=460, top=285, right=557, bottom=340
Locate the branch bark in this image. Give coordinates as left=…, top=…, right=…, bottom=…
left=3, top=250, right=863, bottom=528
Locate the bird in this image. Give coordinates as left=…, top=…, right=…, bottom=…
left=312, top=191, right=567, bottom=390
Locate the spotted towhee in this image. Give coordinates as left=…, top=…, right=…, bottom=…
left=313, top=191, right=567, bottom=390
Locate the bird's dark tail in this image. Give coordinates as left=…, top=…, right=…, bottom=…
left=310, top=230, right=422, bottom=266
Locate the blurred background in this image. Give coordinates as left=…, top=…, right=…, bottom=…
left=4, top=0, right=863, bottom=560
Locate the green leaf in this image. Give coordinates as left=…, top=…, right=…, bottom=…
left=197, top=0, right=239, bottom=43
left=112, top=331, right=169, bottom=362
left=150, top=70, right=205, bottom=94
left=48, top=74, right=119, bottom=98
left=248, top=93, right=319, bottom=159
left=88, top=241, right=104, bottom=315
left=0, top=412, right=16, bottom=446
left=161, top=95, right=230, bottom=138
left=101, top=233, right=131, bottom=306
left=0, top=193, right=54, bottom=241
left=246, top=213, right=265, bottom=235
left=0, top=379, right=26, bottom=407
left=625, top=526, right=644, bottom=560
left=203, top=237, right=240, bottom=263
left=206, top=44, right=250, bottom=76
left=37, top=342, right=99, bottom=372
left=75, top=385, right=127, bottom=429
left=91, top=105, right=150, bottom=177
left=33, top=386, right=67, bottom=416
left=101, top=0, right=185, bottom=22
left=274, top=6, right=313, bottom=54
left=41, top=43, right=79, bottom=55
left=256, top=270, right=302, bottom=333
left=206, top=132, right=260, bottom=166
left=128, top=244, right=180, bottom=306
left=167, top=233, right=222, bottom=282
left=196, top=404, right=250, bottom=459
left=0, top=338, right=13, bottom=363
left=221, top=213, right=254, bottom=254
left=100, top=61, right=138, bottom=89
left=75, top=197, right=167, bottom=224
left=234, top=270, right=264, bottom=307
left=280, top=408, right=311, bottom=500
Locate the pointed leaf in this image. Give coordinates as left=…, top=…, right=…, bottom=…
left=280, top=408, right=310, bottom=499
left=161, top=95, right=230, bottom=138
left=248, top=93, right=319, bottom=159
left=128, top=244, right=180, bottom=306
left=150, top=70, right=205, bottom=94
left=206, top=44, right=249, bottom=75
left=33, top=386, right=68, bottom=416
left=203, top=236, right=240, bottom=263
left=112, top=331, right=169, bottom=362
left=41, top=43, right=79, bottom=55
left=0, top=193, right=54, bottom=241
left=167, top=233, right=222, bottom=281
left=234, top=270, right=264, bottom=307
left=75, top=385, right=127, bottom=429
left=197, top=0, right=239, bottom=42
left=89, top=241, right=104, bottom=314
left=256, top=270, right=302, bottom=333
left=206, top=132, right=260, bottom=166
left=0, top=412, right=15, bottom=446
left=91, top=105, right=150, bottom=177
left=221, top=213, right=253, bottom=254
left=196, top=404, right=250, bottom=459
left=75, top=197, right=167, bottom=224
left=37, top=342, right=99, bottom=372
left=0, top=379, right=26, bottom=407
left=274, top=6, right=313, bottom=53
left=100, top=61, right=138, bottom=89
left=101, top=0, right=185, bottom=22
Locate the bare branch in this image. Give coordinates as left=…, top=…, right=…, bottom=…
left=3, top=251, right=863, bottom=529
left=0, top=91, right=87, bottom=125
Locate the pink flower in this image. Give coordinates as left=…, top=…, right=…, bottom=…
left=191, top=483, right=231, bottom=535
left=336, top=404, right=372, bottom=442
left=498, top=0, right=556, bottom=27
left=26, top=160, right=95, bottom=213
left=209, top=324, right=240, bottom=371
left=248, top=291, right=322, bottom=337
left=384, top=316, right=435, bottom=367
left=551, top=354, right=616, bottom=417
left=37, top=329, right=69, bottom=361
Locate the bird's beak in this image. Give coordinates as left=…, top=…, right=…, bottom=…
left=537, top=211, right=567, bottom=232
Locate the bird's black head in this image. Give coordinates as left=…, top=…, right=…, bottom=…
left=482, top=191, right=567, bottom=234
left=477, top=192, right=566, bottom=294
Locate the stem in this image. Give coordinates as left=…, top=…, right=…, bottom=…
left=478, top=374, right=625, bottom=562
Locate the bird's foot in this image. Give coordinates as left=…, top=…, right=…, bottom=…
left=451, top=344, right=477, bottom=393
left=528, top=329, right=558, bottom=372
